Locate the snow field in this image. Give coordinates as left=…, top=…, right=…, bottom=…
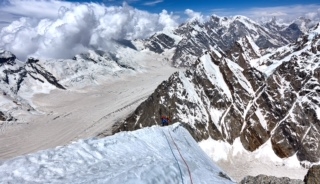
left=0, top=124, right=235, bottom=184
left=199, top=137, right=308, bottom=182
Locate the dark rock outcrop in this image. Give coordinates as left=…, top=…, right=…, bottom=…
left=304, top=165, right=320, bottom=184
left=0, top=50, right=16, bottom=66
left=0, top=111, right=6, bottom=121
left=26, top=58, right=66, bottom=90
left=144, top=33, right=175, bottom=53
left=240, top=175, right=303, bottom=184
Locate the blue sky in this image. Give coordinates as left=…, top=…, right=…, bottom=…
left=67, top=0, right=320, bottom=14
left=0, top=0, right=319, bottom=28
left=1, top=0, right=320, bottom=23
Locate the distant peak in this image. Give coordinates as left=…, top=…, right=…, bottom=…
left=234, top=15, right=249, bottom=20
left=311, top=22, right=320, bottom=33
left=0, top=49, right=15, bottom=58
left=210, top=14, right=229, bottom=21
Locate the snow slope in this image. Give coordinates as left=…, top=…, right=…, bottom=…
left=0, top=124, right=235, bottom=184
left=199, top=138, right=308, bottom=182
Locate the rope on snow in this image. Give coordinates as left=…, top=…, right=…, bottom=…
left=168, top=129, right=193, bottom=184
left=162, top=129, right=184, bottom=184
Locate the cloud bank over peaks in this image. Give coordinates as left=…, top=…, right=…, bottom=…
left=211, top=4, right=320, bottom=25
left=0, top=1, right=179, bottom=61
left=185, top=9, right=205, bottom=23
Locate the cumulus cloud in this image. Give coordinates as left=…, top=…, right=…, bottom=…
left=211, top=4, right=320, bottom=24
left=184, top=9, right=204, bottom=23
left=0, top=0, right=179, bottom=61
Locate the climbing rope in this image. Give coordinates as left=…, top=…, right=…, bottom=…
left=162, top=129, right=184, bottom=184
left=168, top=129, right=194, bottom=184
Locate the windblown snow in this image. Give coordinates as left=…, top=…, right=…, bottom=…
left=0, top=124, right=234, bottom=184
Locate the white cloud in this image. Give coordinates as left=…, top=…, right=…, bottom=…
left=159, top=10, right=179, bottom=31
left=211, top=4, right=320, bottom=24
left=0, top=0, right=179, bottom=61
left=143, top=0, right=163, bottom=6
left=184, top=9, right=204, bottom=23
left=0, top=0, right=73, bottom=21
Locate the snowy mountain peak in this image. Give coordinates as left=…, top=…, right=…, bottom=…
left=115, top=26, right=320, bottom=164
left=294, top=17, right=313, bottom=33
left=234, top=15, right=250, bottom=20
left=0, top=46, right=142, bottom=122
left=310, top=22, right=320, bottom=34
left=0, top=49, right=17, bottom=66
left=141, top=14, right=304, bottom=67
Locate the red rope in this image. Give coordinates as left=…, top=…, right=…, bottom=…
left=168, top=130, right=193, bottom=184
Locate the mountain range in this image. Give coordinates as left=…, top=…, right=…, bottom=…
left=1, top=14, right=319, bottom=170
left=113, top=18, right=320, bottom=164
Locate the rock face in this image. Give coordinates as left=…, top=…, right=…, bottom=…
left=0, top=111, right=6, bottom=121
left=143, top=33, right=176, bottom=53
left=240, top=175, right=304, bottom=184
left=26, top=58, right=66, bottom=90
left=143, top=15, right=304, bottom=67
left=240, top=164, right=320, bottom=184
left=114, top=23, right=320, bottom=163
left=264, top=17, right=305, bottom=44
left=304, top=165, right=320, bottom=184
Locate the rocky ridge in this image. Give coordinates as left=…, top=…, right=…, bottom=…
left=114, top=23, right=320, bottom=163
left=304, top=165, right=320, bottom=184
left=240, top=175, right=304, bottom=184
left=143, top=15, right=309, bottom=67
left=240, top=164, right=320, bottom=184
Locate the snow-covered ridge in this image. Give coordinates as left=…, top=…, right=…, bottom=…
left=0, top=124, right=235, bottom=184
left=0, top=46, right=145, bottom=122
left=141, top=14, right=306, bottom=67
left=117, top=23, right=320, bottom=168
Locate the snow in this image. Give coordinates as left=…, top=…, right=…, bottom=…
left=256, top=28, right=318, bottom=77
left=308, top=24, right=320, bottom=40
left=178, top=71, right=200, bottom=103
left=192, top=24, right=201, bottom=32
left=210, top=108, right=224, bottom=132
left=225, top=58, right=254, bottom=95
left=0, top=95, right=17, bottom=115
left=216, top=16, right=232, bottom=29
left=0, top=124, right=235, bottom=184
left=0, top=49, right=15, bottom=59
left=0, top=49, right=180, bottom=160
left=255, top=108, right=267, bottom=130
left=316, top=107, right=320, bottom=120
left=159, top=30, right=183, bottom=45
left=199, top=138, right=308, bottom=182
left=176, top=71, right=209, bottom=128
left=212, top=49, right=222, bottom=58
left=200, top=54, right=232, bottom=99
left=234, top=16, right=258, bottom=33
left=245, top=36, right=261, bottom=57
